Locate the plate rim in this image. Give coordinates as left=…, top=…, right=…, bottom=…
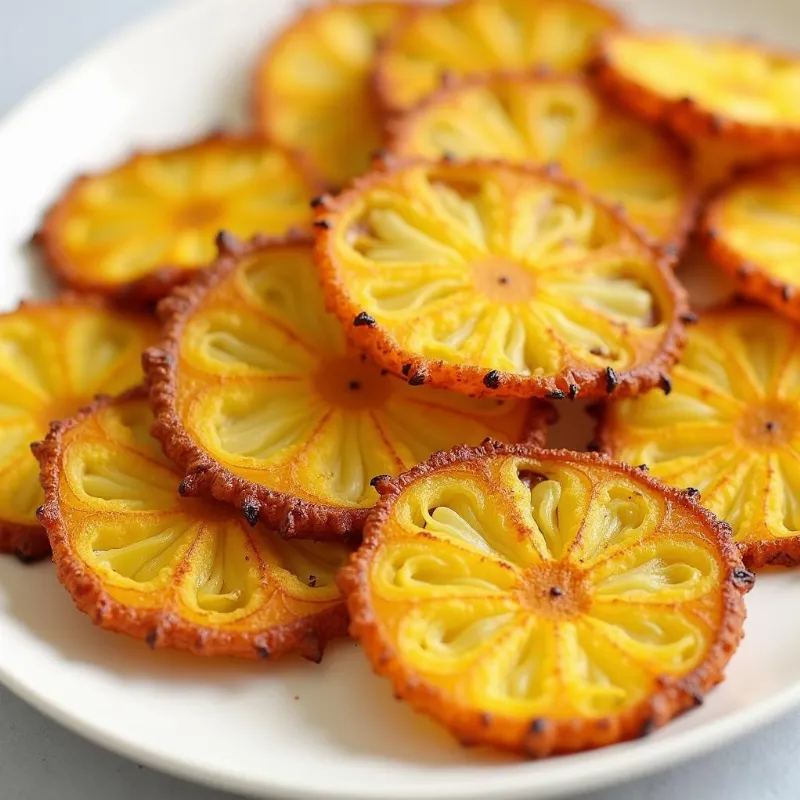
left=1, top=1, right=800, bottom=799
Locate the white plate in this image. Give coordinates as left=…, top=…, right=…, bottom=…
left=2, top=0, right=800, bottom=798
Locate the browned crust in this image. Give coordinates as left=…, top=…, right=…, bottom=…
left=32, top=386, right=349, bottom=661
left=339, top=440, right=749, bottom=756
left=143, top=232, right=555, bottom=541
left=314, top=157, right=689, bottom=399
left=373, top=0, right=624, bottom=117
left=593, top=301, right=800, bottom=570
left=0, top=293, right=156, bottom=563
left=592, top=32, right=800, bottom=154
left=35, top=132, right=323, bottom=305
left=385, top=70, right=699, bottom=254
left=252, top=1, right=416, bottom=189
left=700, top=159, right=800, bottom=323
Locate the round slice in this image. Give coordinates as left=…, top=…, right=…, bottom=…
left=0, top=296, right=157, bottom=561
left=374, top=0, right=621, bottom=115
left=314, top=158, right=688, bottom=399
left=388, top=73, right=695, bottom=249
left=254, top=1, right=410, bottom=187
left=594, top=31, right=800, bottom=154
left=37, top=134, right=321, bottom=303
left=340, top=442, right=749, bottom=756
left=599, top=305, right=800, bottom=568
left=34, top=389, right=350, bottom=660
left=144, top=233, right=549, bottom=539
left=702, top=160, right=800, bottom=321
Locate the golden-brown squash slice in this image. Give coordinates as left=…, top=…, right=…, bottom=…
left=314, top=159, right=688, bottom=399
left=340, top=442, right=749, bottom=756
left=0, top=297, right=156, bottom=561
left=388, top=73, right=696, bottom=249
left=254, top=2, right=410, bottom=186
left=37, top=135, right=320, bottom=302
left=375, top=0, right=621, bottom=115
left=599, top=306, right=800, bottom=568
left=702, top=161, right=800, bottom=320
left=144, top=234, right=549, bottom=538
left=594, top=32, right=800, bottom=155
left=34, top=389, right=350, bottom=660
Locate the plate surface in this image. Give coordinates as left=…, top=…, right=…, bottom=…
left=2, top=1, right=800, bottom=798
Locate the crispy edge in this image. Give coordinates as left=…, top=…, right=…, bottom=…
left=252, top=0, right=414, bottom=189
left=593, top=302, right=800, bottom=570
left=31, top=385, right=350, bottom=661
left=313, top=156, right=689, bottom=399
left=700, top=159, right=800, bottom=323
left=338, top=439, right=750, bottom=756
left=143, top=232, right=556, bottom=541
left=0, top=293, right=156, bottom=563
left=385, top=70, right=698, bottom=253
left=372, top=0, right=624, bottom=116
left=591, top=32, right=800, bottom=154
left=34, top=132, right=323, bottom=305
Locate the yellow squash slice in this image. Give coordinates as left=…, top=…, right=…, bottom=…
left=340, top=442, right=749, bottom=756
left=594, top=32, right=800, bottom=155
left=254, top=1, right=409, bottom=187
left=388, top=74, right=696, bottom=248
left=34, top=389, right=350, bottom=660
left=702, top=161, right=800, bottom=321
left=314, top=159, right=688, bottom=399
left=0, top=297, right=157, bottom=561
left=37, top=135, right=321, bottom=302
left=375, top=0, right=620, bottom=115
left=599, top=306, right=800, bottom=568
left=144, top=234, right=547, bottom=539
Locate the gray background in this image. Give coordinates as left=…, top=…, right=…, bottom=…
left=1, top=1, right=799, bottom=798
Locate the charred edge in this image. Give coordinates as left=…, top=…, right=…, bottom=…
left=660, top=374, right=673, bottom=396
left=256, top=646, right=271, bottom=660
left=353, top=312, right=376, bottom=327
left=640, top=717, right=657, bottom=737
left=178, top=479, right=189, bottom=496
left=546, top=389, right=566, bottom=400
left=483, top=370, right=502, bottom=390
left=732, top=567, right=756, bottom=589
left=529, top=718, right=548, bottom=734
left=605, top=367, right=618, bottom=394
left=302, top=630, right=324, bottom=664
left=684, top=487, right=701, bottom=500
left=307, top=574, right=317, bottom=588
left=680, top=312, right=699, bottom=324
left=312, top=219, right=331, bottom=229
left=35, top=504, right=46, bottom=520
left=586, top=440, right=601, bottom=453
left=15, top=549, right=43, bottom=565
left=637, top=464, right=649, bottom=472
left=568, top=383, right=579, bottom=400
left=408, top=370, right=427, bottom=387
left=401, top=363, right=412, bottom=376
left=215, top=230, right=241, bottom=254
left=310, top=195, right=328, bottom=209
left=145, top=629, right=158, bottom=650
left=370, top=474, right=391, bottom=488
left=243, top=501, right=260, bottom=526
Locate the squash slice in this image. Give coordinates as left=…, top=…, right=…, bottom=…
left=0, top=297, right=156, bottom=561
left=254, top=1, right=409, bottom=186
left=314, top=159, right=688, bottom=399
left=702, top=161, right=800, bottom=321
left=340, top=442, right=748, bottom=756
left=599, top=306, right=800, bottom=568
left=375, top=0, right=620, bottom=114
left=37, top=134, right=320, bottom=303
left=144, top=234, right=548, bottom=538
left=34, top=389, right=350, bottom=660
left=594, top=32, right=800, bottom=155
left=388, top=73, right=695, bottom=249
